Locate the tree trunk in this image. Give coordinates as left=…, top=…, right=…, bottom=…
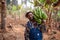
left=1, top=0, right=6, bottom=30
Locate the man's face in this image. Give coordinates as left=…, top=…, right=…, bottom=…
left=27, top=13, right=33, bottom=20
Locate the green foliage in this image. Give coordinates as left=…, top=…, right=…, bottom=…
left=38, top=0, right=46, bottom=4
left=51, top=0, right=58, bottom=3
left=38, top=0, right=58, bottom=4
left=12, top=5, right=17, bottom=11
left=34, top=0, right=58, bottom=8
left=17, top=5, right=22, bottom=10
left=34, top=0, right=40, bottom=6
left=57, top=10, right=60, bottom=17
left=6, top=0, right=10, bottom=5
left=33, top=7, right=48, bottom=24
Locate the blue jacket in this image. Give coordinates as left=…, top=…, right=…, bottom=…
left=25, top=21, right=43, bottom=40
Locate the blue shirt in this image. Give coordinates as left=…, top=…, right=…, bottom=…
left=25, top=21, right=43, bottom=40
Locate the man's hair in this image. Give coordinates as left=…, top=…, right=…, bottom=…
left=25, top=11, right=33, bottom=18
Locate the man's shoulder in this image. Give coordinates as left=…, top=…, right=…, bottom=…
left=26, top=21, right=30, bottom=25
left=26, top=21, right=32, bottom=29
left=27, top=21, right=30, bottom=23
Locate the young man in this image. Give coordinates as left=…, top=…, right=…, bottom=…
left=24, top=11, right=43, bottom=40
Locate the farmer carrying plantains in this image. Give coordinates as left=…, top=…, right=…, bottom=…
left=24, top=11, right=44, bottom=40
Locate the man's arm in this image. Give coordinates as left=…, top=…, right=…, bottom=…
left=24, top=27, right=30, bottom=40
left=38, top=24, right=46, bottom=33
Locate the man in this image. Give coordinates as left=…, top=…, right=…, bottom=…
left=24, top=11, right=43, bottom=40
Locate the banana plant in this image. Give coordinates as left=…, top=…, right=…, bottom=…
left=33, top=0, right=59, bottom=28
left=33, top=0, right=58, bottom=10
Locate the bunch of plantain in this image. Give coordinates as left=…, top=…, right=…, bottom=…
left=33, top=7, right=48, bottom=24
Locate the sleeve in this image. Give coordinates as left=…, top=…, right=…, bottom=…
left=39, top=24, right=46, bottom=33
left=24, top=22, right=30, bottom=40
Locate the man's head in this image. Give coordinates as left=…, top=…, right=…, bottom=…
left=25, top=11, right=33, bottom=20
